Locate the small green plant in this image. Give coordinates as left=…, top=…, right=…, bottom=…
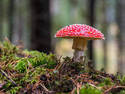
left=8, top=86, right=22, bottom=94
left=118, top=90, right=125, bottom=94
left=78, top=85, right=102, bottom=94
left=120, top=76, right=125, bottom=85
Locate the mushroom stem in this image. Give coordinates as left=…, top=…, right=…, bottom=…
left=72, top=38, right=87, bottom=50
left=72, top=38, right=87, bottom=62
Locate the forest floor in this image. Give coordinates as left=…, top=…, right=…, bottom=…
left=0, top=40, right=125, bottom=94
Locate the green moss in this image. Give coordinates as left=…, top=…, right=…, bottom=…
left=15, top=59, right=28, bottom=73
left=23, top=50, right=57, bottom=68
left=14, top=51, right=57, bottom=73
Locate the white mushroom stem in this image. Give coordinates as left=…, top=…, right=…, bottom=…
left=72, top=38, right=87, bottom=62
left=73, top=50, right=84, bottom=62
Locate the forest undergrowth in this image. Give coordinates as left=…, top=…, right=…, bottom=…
left=0, top=40, right=125, bottom=94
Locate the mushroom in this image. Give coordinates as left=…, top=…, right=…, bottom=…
left=55, top=24, right=105, bottom=62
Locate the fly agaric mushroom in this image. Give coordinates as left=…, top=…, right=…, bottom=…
left=55, top=24, right=105, bottom=62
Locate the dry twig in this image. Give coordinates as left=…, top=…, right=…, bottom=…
left=0, top=69, right=16, bottom=86
left=104, top=85, right=125, bottom=94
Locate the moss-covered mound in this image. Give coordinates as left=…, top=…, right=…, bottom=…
left=0, top=40, right=125, bottom=94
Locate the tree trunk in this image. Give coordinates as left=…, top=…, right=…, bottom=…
left=117, top=0, right=125, bottom=74
left=11, top=0, right=24, bottom=45
left=88, top=0, right=96, bottom=62
left=8, top=0, right=14, bottom=41
left=0, top=0, right=3, bottom=41
left=30, top=0, right=51, bottom=54
left=102, top=0, right=108, bottom=71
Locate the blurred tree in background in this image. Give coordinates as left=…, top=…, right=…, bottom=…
left=8, top=0, right=14, bottom=41
left=87, top=0, right=96, bottom=65
left=0, top=0, right=4, bottom=41
left=11, top=0, right=24, bottom=44
left=117, top=0, right=125, bottom=74
left=30, top=0, right=51, bottom=54
left=0, top=0, right=124, bottom=74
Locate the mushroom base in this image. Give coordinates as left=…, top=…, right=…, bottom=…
left=73, top=50, right=84, bottom=62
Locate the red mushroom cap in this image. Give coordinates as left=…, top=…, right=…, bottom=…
left=55, top=24, right=105, bottom=40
